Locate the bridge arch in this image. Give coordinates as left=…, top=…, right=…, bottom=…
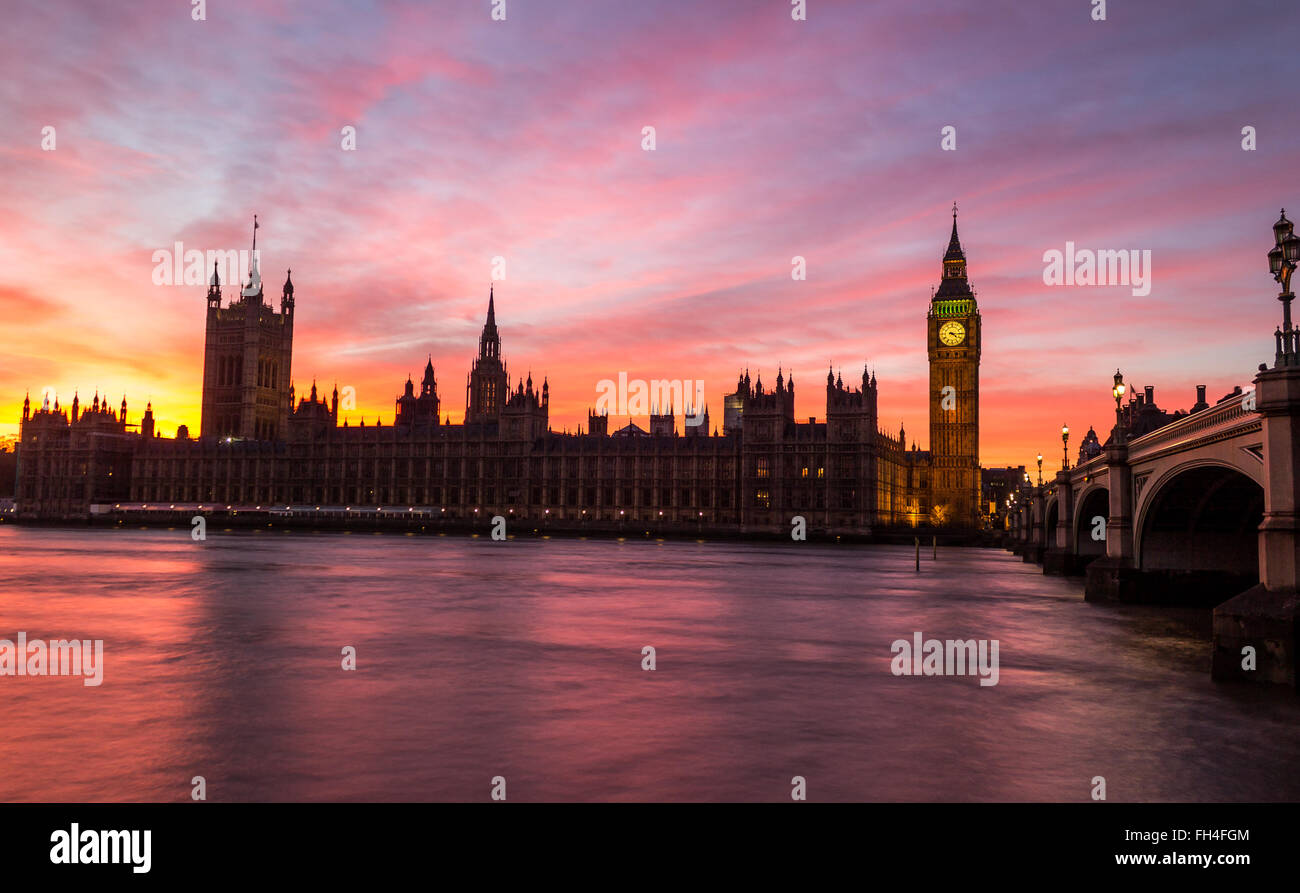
left=1073, top=484, right=1109, bottom=559
left=1135, top=460, right=1263, bottom=581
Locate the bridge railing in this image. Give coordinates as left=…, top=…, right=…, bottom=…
left=1125, top=394, right=1259, bottom=463
left=1073, top=452, right=1106, bottom=478
left=1060, top=395, right=1257, bottom=488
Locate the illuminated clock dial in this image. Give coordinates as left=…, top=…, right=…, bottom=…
left=938, top=321, right=966, bottom=346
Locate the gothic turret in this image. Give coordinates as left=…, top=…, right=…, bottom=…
left=281, top=268, right=295, bottom=315
left=208, top=261, right=221, bottom=308
left=466, top=286, right=508, bottom=425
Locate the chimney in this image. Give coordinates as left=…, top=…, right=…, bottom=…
left=1197, top=385, right=1206, bottom=403
left=1144, top=385, right=1154, bottom=405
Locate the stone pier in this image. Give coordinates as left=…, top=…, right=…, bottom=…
left=1213, top=364, right=1300, bottom=687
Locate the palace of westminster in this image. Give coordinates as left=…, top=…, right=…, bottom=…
left=14, top=213, right=987, bottom=532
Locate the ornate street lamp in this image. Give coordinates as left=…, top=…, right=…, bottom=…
left=1112, top=369, right=1126, bottom=443
left=1269, top=209, right=1300, bottom=366
left=1036, top=452, right=1043, bottom=486
left=1061, top=423, right=1070, bottom=470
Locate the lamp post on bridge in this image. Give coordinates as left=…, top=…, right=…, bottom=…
left=1022, top=461, right=1047, bottom=563
left=1084, top=367, right=1137, bottom=601
left=1112, top=369, right=1127, bottom=445
left=1212, top=208, right=1300, bottom=685
left=1044, top=428, right=1076, bottom=575
left=1268, top=210, right=1300, bottom=367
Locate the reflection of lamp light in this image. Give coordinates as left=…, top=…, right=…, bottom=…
left=1061, top=423, right=1070, bottom=470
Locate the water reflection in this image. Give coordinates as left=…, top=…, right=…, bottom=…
left=0, top=526, right=1295, bottom=802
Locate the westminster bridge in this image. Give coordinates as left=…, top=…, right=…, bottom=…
left=1008, top=210, right=1300, bottom=689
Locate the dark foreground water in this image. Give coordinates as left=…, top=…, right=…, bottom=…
left=1, top=524, right=1297, bottom=802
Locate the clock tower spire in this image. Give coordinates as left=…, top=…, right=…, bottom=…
left=927, top=204, right=981, bottom=526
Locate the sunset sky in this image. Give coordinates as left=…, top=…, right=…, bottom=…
left=2, top=0, right=1296, bottom=466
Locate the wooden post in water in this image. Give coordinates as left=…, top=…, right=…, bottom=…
left=914, top=537, right=920, bottom=571
left=933, top=536, right=937, bottom=560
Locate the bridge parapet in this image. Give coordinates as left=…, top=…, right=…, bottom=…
left=1067, top=452, right=1107, bottom=488
left=1127, top=396, right=1259, bottom=464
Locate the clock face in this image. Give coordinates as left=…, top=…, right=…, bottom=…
left=939, top=321, right=966, bottom=346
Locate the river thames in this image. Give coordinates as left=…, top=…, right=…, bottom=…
left=1, top=525, right=1297, bottom=802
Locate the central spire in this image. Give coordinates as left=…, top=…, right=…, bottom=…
left=477, top=285, right=502, bottom=361
left=934, top=204, right=974, bottom=300
left=944, top=202, right=965, bottom=266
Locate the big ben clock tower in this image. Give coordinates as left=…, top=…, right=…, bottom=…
left=927, top=204, right=981, bottom=526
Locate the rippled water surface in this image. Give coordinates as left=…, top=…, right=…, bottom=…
left=1, top=525, right=1297, bottom=802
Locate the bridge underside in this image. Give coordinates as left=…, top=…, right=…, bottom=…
left=1086, top=465, right=1263, bottom=606
left=1043, top=487, right=1107, bottom=576
left=1135, top=465, right=1262, bottom=604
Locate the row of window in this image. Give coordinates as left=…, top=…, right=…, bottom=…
left=132, top=484, right=738, bottom=509
left=134, top=456, right=746, bottom=480
left=753, top=488, right=857, bottom=509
